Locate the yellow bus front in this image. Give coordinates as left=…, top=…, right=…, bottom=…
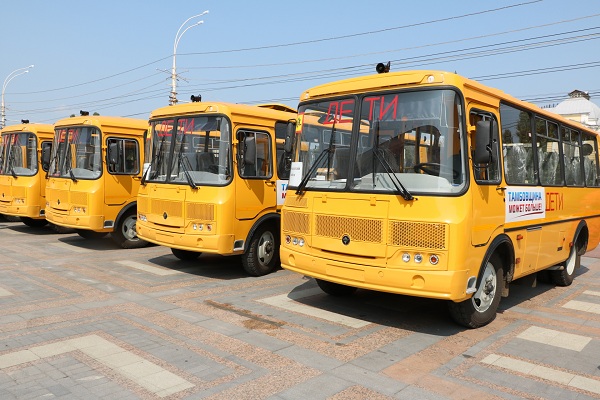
left=45, top=115, right=148, bottom=246
left=281, top=72, right=480, bottom=301
left=0, top=123, right=54, bottom=226
left=137, top=102, right=296, bottom=275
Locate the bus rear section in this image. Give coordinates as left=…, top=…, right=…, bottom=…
left=281, top=68, right=600, bottom=328
left=0, top=122, right=54, bottom=227
left=136, top=100, right=295, bottom=275
left=44, top=112, right=149, bottom=248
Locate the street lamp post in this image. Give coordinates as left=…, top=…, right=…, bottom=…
left=170, top=11, right=208, bottom=105
left=1, top=65, right=34, bottom=129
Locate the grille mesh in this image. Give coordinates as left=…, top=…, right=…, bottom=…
left=315, top=215, right=383, bottom=243
left=187, top=203, right=215, bottom=221
left=389, top=221, right=447, bottom=249
left=70, top=192, right=87, bottom=206
left=282, top=211, right=309, bottom=234
left=152, top=199, right=183, bottom=218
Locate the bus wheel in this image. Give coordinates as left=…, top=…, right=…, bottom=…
left=171, top=248, right=201, bottom=261
left=316, top=279, right=357, bottom=296
left=112, top=210, right=148, bottom=249
left=448, top=254, right=504, bottom=329
left=77, top=229, right=108, bottom=239
left=242, top=224, right=279, bottom=276
left=20, top=217, right=48, bottom=228
left=551, top=243, right=579, bottom=286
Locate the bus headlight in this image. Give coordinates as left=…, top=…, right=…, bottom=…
left=285, top=235, right=291, bottom=244
left=14, top=198, right=25, bottom=204
left=414, top=254, right=423, bottom=263
left=138, top=214, right=147, bottom=222
left=402, top=253, right=410, bottom=263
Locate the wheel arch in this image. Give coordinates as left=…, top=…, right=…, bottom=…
left=482, top=234, right=515, bottom=284
left=114, top=201, right=137, bottom=231
left=244, top=212, right=280, bottom=253
left=573, top=220, right=589, bottom=256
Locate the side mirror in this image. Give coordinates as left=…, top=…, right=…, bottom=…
left=41, top=144, right=52, bottom=171
left=284, top=121, right=295, bottom=153
left=474, top=120, right=493, bottom=164
left=108, top=142, right=119, bottom=166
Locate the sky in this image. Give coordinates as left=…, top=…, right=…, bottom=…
left=1, top=0, right=599, bottom=126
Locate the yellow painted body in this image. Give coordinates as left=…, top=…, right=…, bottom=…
left=281, top=70, right=600, bottom=302
left=0, top=123, right=54, bottom=219
left=44, top=116, right=147, bottom=232
left=136, top=102, right=295, bottom=256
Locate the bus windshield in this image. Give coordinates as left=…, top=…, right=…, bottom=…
left=145, top=116, right=231, bottom=186
left=294, top=89, right=466, bottom=195
left=0, top=132, right=38, bottom=176
left=48, top=126, right=102, bottom=179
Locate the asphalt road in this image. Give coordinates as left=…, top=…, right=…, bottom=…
left=1, top=216, right=600, bottom=399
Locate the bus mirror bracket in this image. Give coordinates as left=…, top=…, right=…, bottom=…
left=284, top=121, right=295, bottom=154
left=41, top=145, right=51, bottom=171
left=108, top=142, right=120, bottom=166
left=474, top=120, right=493, bottom=165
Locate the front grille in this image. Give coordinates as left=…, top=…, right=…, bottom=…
left=282, top=210, right=309, bottom=234
left=47, top=189, right=69, bottom=203
left=151, top=199, right=183, bottom=218
left=70, top=191, right=87, bottom=206
left=389, top=221, right=447, bottom=250
left=316, top=215, right=383, bottom=243
left=187, top=203, right=214, bottom=221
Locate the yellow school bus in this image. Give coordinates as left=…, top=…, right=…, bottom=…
left=136, top=99, right=295, bottom=275
left=0, top=121, right=54, bottom=227
left=44, top=112, right=149, bottom=248
left=281, top=67, right=600, bottom=328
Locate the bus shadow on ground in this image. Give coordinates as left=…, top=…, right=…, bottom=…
left=56, top=234, right=123, bottom=251
left=5, top=224, right=68, bottom=236
left=285, top=267, right=589, bottom=335
left=147, top=253, right=253, bottom=280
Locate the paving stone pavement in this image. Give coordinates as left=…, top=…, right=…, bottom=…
left=2, top=216, right=600, bottom=399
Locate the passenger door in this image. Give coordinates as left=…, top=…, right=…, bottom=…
left=235, top=129, right=276, bottom=220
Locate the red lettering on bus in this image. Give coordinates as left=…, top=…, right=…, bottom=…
left=324, top=100, right=355, bottom=125
left=545, top=192, right=563, bottom=211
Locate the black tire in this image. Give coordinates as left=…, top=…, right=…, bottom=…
left=171, top=248, right=201, bottom=260
left=111, top=210, right=148, bottom=249
left=20, top=217, right=48, bottom=228
left=77, top=229, right=109, bottom=239
left=242, top=223, right=280, bottom=276
left=448, top=254, right=504, bottom=329
left=316, top=279, right=357, bottom=296
left=551, top=243, right=579, bottom=286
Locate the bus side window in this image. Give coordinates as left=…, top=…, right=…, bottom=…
left=470, top=111, right=500, bottom=184
left=107, top=138, right=139, bottom=175
left=500, top=104, right=534, bottom=185
left=238, top=130, right=272, bottom=179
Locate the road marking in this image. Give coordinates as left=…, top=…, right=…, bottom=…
left=482, top=354, right=600, bottom=395
left=0, top=334, right=193, bottom=397
left=0, top=287, right=13, bottom=297
left=517, top=326, right=591, bottom=351
left=583, top=290, right=600, bottom=297
left=259, top=287, right=370, bottom=328
left=563, top=300, right=600, bottom=315
left=115, top=260, right=181, bottom=276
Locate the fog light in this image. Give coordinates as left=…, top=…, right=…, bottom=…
left=192, top=224, right=197, bottom=230
left=402, top=253, right=410, bottom=262
left=415, top=254, right=423, bottom=263
left=298, top=238, right=305, bottom=247
left=292, top=237, right=298, bottom=245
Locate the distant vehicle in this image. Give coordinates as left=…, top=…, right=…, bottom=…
left=44, top=112, right=149, bottom=248
left=0, top=121, right=54, bottom=227
left=136, top=100, right=296, bottom=276
left=281, top=67, right=600, bottom=328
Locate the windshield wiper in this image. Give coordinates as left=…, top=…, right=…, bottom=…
left=65, top=146, right=77, bottom=182
left=178, top=152, right=197, bottom=189
left=371, top=121, right=413, bottom=201
left=144, top=135, right=168, bottom=184
left=295, top=114, right=338, bottom=195
left=7, top=146, right=18, bottom=179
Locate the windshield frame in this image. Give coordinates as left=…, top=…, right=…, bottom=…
left=144, top=114, right=233, bottom=187
left=0, top=131, right=38, bottom=177
left=290, top=86, right=468, bottom=197
left=47, top=125, right=103, bottom=180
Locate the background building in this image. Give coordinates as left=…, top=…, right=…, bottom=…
left=550, top=90, right=600, bottom=131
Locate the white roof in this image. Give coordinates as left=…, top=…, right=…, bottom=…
left=551, top=97, right=600, bottom=120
